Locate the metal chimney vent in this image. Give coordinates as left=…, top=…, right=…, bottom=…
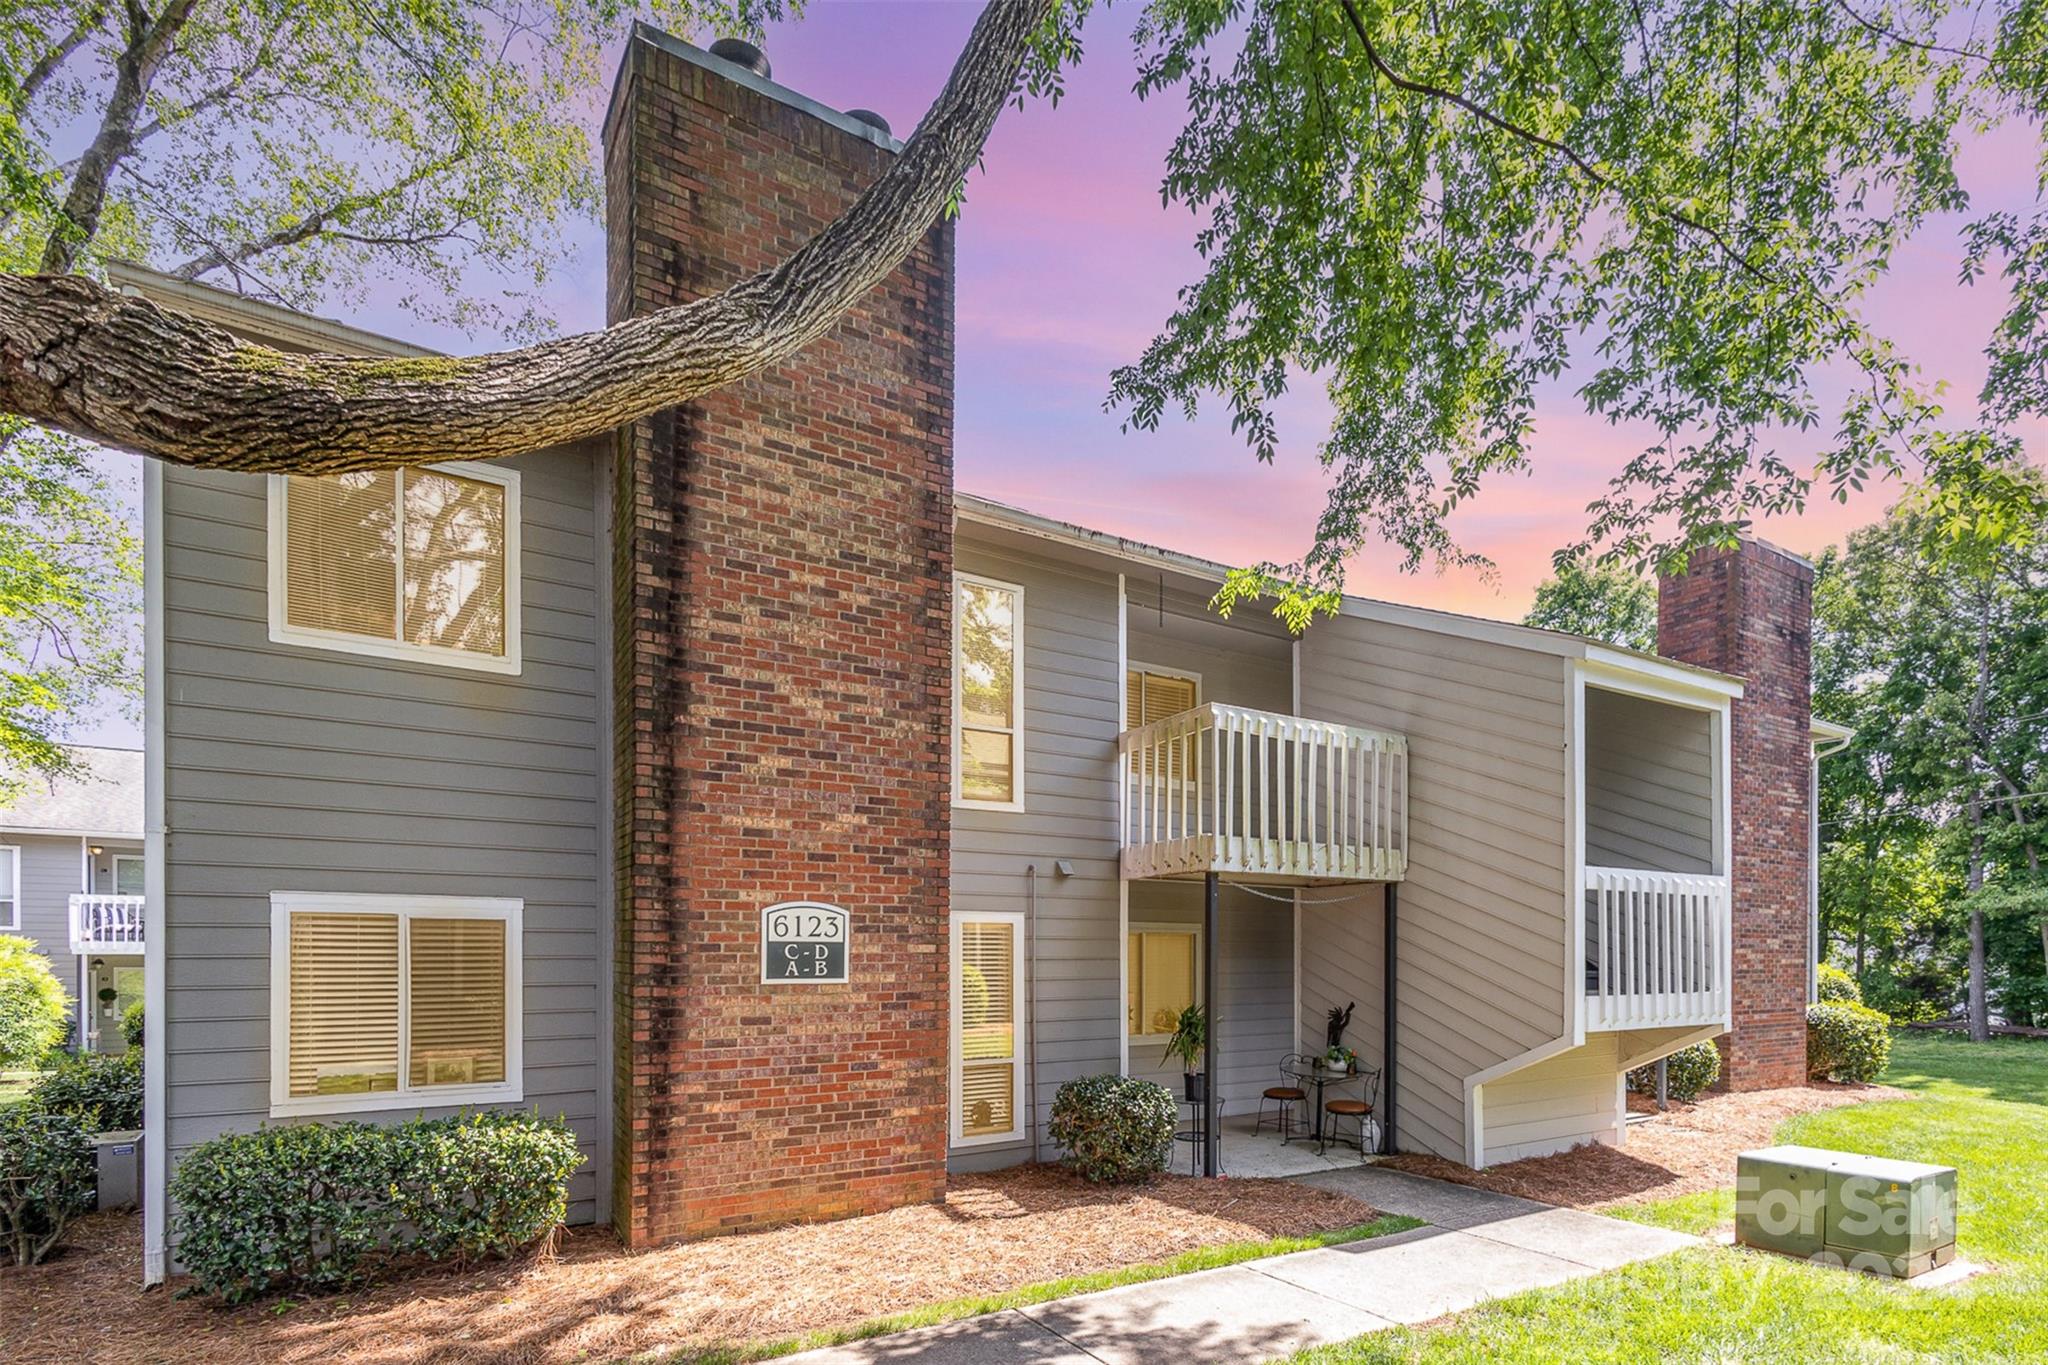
left=845, top=109, right=892, bottom=137
left=708, top=37, right=770, bottom=79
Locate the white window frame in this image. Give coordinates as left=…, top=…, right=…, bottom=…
left=952, top=572, right=1026, bottom=812
left=949, top=910, right=1028, bottom=1148
left=266, top=460, right=523, bottom=675
left=111, top=854, right=144, bottom=897
left=268, top=891, right=523, bottom=1118
left=0, top=845, right=18, bottom=931
left=1126, top=920, right=1203, bottom=1041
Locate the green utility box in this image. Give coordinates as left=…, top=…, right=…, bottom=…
left=1736, top=1145, right=1958, bottom=1279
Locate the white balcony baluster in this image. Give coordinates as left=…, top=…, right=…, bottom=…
left=70, top=894, right=146, bottom=954
left=1583, top=866, right=1729, bottom=1030
left=1118, top=703, right=1408, bottom=884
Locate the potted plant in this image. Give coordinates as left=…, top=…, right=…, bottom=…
left=1322, top=1045, right=1357, bottom=1074
left=1161, top=1002, right=1207, bottom=1102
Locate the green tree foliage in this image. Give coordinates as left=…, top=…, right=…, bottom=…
left=0, top=935, right=68, bottom=1067
left=1087, top=0, right=2048, bottom=623
left=1815, top=477, right=2048, bottom=1031
left=1522, top=559, right=1657, bottom=651
left=0, top=422, right=139, bottom=797
left=0, top=0, right=794, bottom=331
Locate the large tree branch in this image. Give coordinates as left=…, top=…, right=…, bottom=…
left=39, top=0, right=199, bottom=273
left=1, top=0, right=1054, bottom=472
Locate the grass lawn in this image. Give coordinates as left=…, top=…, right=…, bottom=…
left=0, top=1070, right=45, bottom=1109
left=1293, top=1032, right=2048, bottom=1363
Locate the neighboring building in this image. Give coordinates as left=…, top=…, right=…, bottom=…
left=0, top=746, right=147, bottom=1053
left=117, top=28, right=1826, bottom=1282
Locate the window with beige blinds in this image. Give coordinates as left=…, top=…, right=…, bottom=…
left=408, top=917, right=507, bottom=1089
left=1127, top=928, right=1199, bottom=1037
left=287, top=912, right=400, bottom=1098
left=273, top=462, right=518, bottom=671
left=953, top=915, right=1023, bottom=1143
left=271, top=894, right=521, bottom=1116
left=1126, top=667, right=1200, bottom=785
left=955, top=576, right=1022, bottom=806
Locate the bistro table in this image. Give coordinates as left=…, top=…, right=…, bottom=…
left=1280, top=1057, right=1366, bottom=1148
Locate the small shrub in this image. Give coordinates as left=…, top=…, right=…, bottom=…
left=1626, top=1039, right=1722, bottom=1102
left=1808, top=1001, right=1893, bottom=1083
left=1816, top=963, right=1862, bottom=1004
left=172, top=1111, right=584, bottom=1303
left=1048, top=1074, right=1175, bottom=1183
left=0, top=1106, right=97, bottom=1265
left=0, top=936, right=68, bottom=1068
left=120, top=1001, right=144, bottom=1051
left=33, top=1051, right=143, bottom=1131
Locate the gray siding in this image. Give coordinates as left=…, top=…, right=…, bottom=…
left=949, top=539, right=1124, bottom=1169
left=11, top=834, right=81, bottom=966
left=1584, top=687, right=1714, bottom=873
left=158, top=443, right=607, bottom=1226
left=1298, top=885, right=1385, bottom=1076
left=1300, top=614, right=1572, bottom=1164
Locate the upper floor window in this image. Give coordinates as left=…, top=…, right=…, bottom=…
left=0, top=846, right=17, bottom=930
left=267, top=462, right=521, bottom=674
left=955, top=574, right=1024, bottom=809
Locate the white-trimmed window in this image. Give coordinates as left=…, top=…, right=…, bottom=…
left=112, top=854, right=144, bottom=897
left=267, top=462, right=521, bottom=674
left=951, top=911, right=1026, bottom=1146
left=269, top=892, right=522, bottom=1117
left=0, top=846, right=17, bottom=930
left=1127, top=923, right=1200, bottom=1038
left=954, top=574, right=1024, bottom=809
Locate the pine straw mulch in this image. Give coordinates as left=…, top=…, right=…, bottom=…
left=1381, top=1080, right=1912, bottom=1212
left=0, top=1165, right=1378, bottom=1365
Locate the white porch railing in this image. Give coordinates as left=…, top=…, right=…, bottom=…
left=1118, top=702, right=1407, bottom=884
left=1583, top=867, right=1729, bottom=1030
left=69, top=894, right=146, bottom=954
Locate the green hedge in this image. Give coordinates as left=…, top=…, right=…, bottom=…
left=32, top=1051, right=143, bottom=1131
left=1807, top=1001, right=1893, bottom=1083
left=171, top=1110, right=583, bottom=1302
left=120, top=1001, right=145, bottom=1050
left=1625, top=1039, right=1722, bottom=1102
left=1048, top=1074, right=1175, bottom=1183
left=1816, top=963, right=1862, bottom=1004
left=0, top=936, right=68, bottom=1068
left=0, top=1106, right=96, bottom=1266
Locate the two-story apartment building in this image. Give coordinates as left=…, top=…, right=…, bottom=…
left=0, top=746, right=146, bottom=1054
left=124, top=27, right=1822, bottom=1281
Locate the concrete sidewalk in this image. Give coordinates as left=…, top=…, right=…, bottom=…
left=782, top=1166, right=1697, bottom=1364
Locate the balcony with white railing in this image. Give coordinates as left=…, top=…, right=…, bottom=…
left=70, top=894, right=146, bottom=954
left=1118, top=703, right=1408, bottom=885
left=1582, top=867, right=1729, bottom=1031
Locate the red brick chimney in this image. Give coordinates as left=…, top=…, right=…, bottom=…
left=1657, top=539, right=1813, bottom=1090
left=603, top=27, right=954, bottom=1244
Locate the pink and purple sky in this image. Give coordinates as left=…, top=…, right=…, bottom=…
left=365, top=0, right=2032, bottom=618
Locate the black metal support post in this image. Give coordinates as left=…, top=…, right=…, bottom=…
left=1381, top=881, right=1397, bottom=1155
left=1203, top=870, right=1220, bottom=1177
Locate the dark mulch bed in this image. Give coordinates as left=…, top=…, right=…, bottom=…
left=0, top=1165, right=1377, bottom=1364
left=1381, top=1081, right=1907, bottom=1210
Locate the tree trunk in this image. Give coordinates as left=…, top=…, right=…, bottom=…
left=1965, top=584, right=1993, bottom=1043
left=1, top=0, right=1052, bottom=472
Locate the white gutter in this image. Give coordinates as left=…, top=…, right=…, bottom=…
left=1809, top=720, right=1856, bottom=1001
left=141, top=461, right=167, bottom=1286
